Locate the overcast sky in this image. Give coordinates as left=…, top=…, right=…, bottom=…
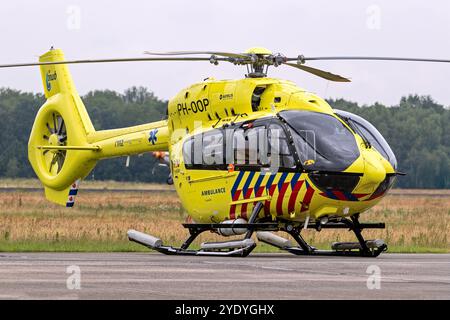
left=1, top=0, right=449, bottom=106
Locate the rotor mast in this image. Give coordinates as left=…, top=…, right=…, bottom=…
left=243, top=47, right=274, bottom=78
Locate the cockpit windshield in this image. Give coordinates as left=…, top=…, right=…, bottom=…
left=278, top=110, right=360, bottom=172
left=334, top=109, right=397, bottom=169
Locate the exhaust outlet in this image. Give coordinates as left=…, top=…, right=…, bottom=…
left=257, top=231, right=292, bottom=248
left=127, top=229, right=163, bottom=248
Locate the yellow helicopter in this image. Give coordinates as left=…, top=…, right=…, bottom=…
left=2, top=47, right=448, bottom=257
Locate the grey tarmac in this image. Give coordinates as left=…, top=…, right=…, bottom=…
left=0, top=253, right=448, bottom=300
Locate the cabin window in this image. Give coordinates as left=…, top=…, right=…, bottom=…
left=183, top=118, right=299, bottom=171
left=230, top=121, right=296, bottom=170
left=182, top=137, right=193, bottom=167
left=202, top=129, right=224, bottom=166
left=183, top=130, right=224, bottom=168
left=232, top=126, right=268, bottom=166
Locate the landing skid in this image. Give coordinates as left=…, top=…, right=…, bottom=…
left=128, top=203, right=265, bottom=257
left=278, top=214, right=388, bottom=257
left=128, top=203, right=387, bottom=257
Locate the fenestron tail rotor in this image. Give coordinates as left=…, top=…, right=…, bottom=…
left=42, top=112, right=67, bottom=175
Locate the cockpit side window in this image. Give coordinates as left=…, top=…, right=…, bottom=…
left=279, top=110, right=360, bottom=172
left=334, top=109, right=397, bottom=169
left=267, top=123, right=296, bottom=169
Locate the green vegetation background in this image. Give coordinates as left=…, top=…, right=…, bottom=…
left=0, top=87, right=449, bottom=188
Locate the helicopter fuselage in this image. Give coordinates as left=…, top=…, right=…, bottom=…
left=166, top=77, right=397, bottom=224
left=21, top=48, right=404, bottom=256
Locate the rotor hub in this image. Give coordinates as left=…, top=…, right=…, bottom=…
left=244, top=47, right=273, bottom=55
left=48, top=134, right=59, bottom=146
left=141, top=48, right=352, bottom=82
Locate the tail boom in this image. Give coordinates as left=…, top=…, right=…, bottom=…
left=88, top=121, right=169, bottom=160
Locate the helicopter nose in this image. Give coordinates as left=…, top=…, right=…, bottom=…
left=356, top=149, right=387, bottom=194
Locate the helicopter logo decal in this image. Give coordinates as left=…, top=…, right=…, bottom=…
left=148, top=129, right=158, bottom=145
left=45, top=71, right=57, bottom=91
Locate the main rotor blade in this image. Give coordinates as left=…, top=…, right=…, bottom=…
left=0, top=57, right=221, bottom=69
left=284, top=63, right=351, bottom=82
left=286, top=56, right=450, bottom=63
left=144, top=50, right=249, bottom=59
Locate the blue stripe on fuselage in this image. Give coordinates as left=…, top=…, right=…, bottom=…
left=290, top=172, right=301, bottom=189
left=242, top=171, right=256, bottom=196
left=254, top=172, right=265, bottom=195
left=231, top=170, right=245, bottom=197
left=266, top=172, right=277, bottom=190
left=277, top=172, right=288, bottom=190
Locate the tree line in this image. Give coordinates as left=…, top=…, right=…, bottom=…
left=0, top=87, right=448, bottom=188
